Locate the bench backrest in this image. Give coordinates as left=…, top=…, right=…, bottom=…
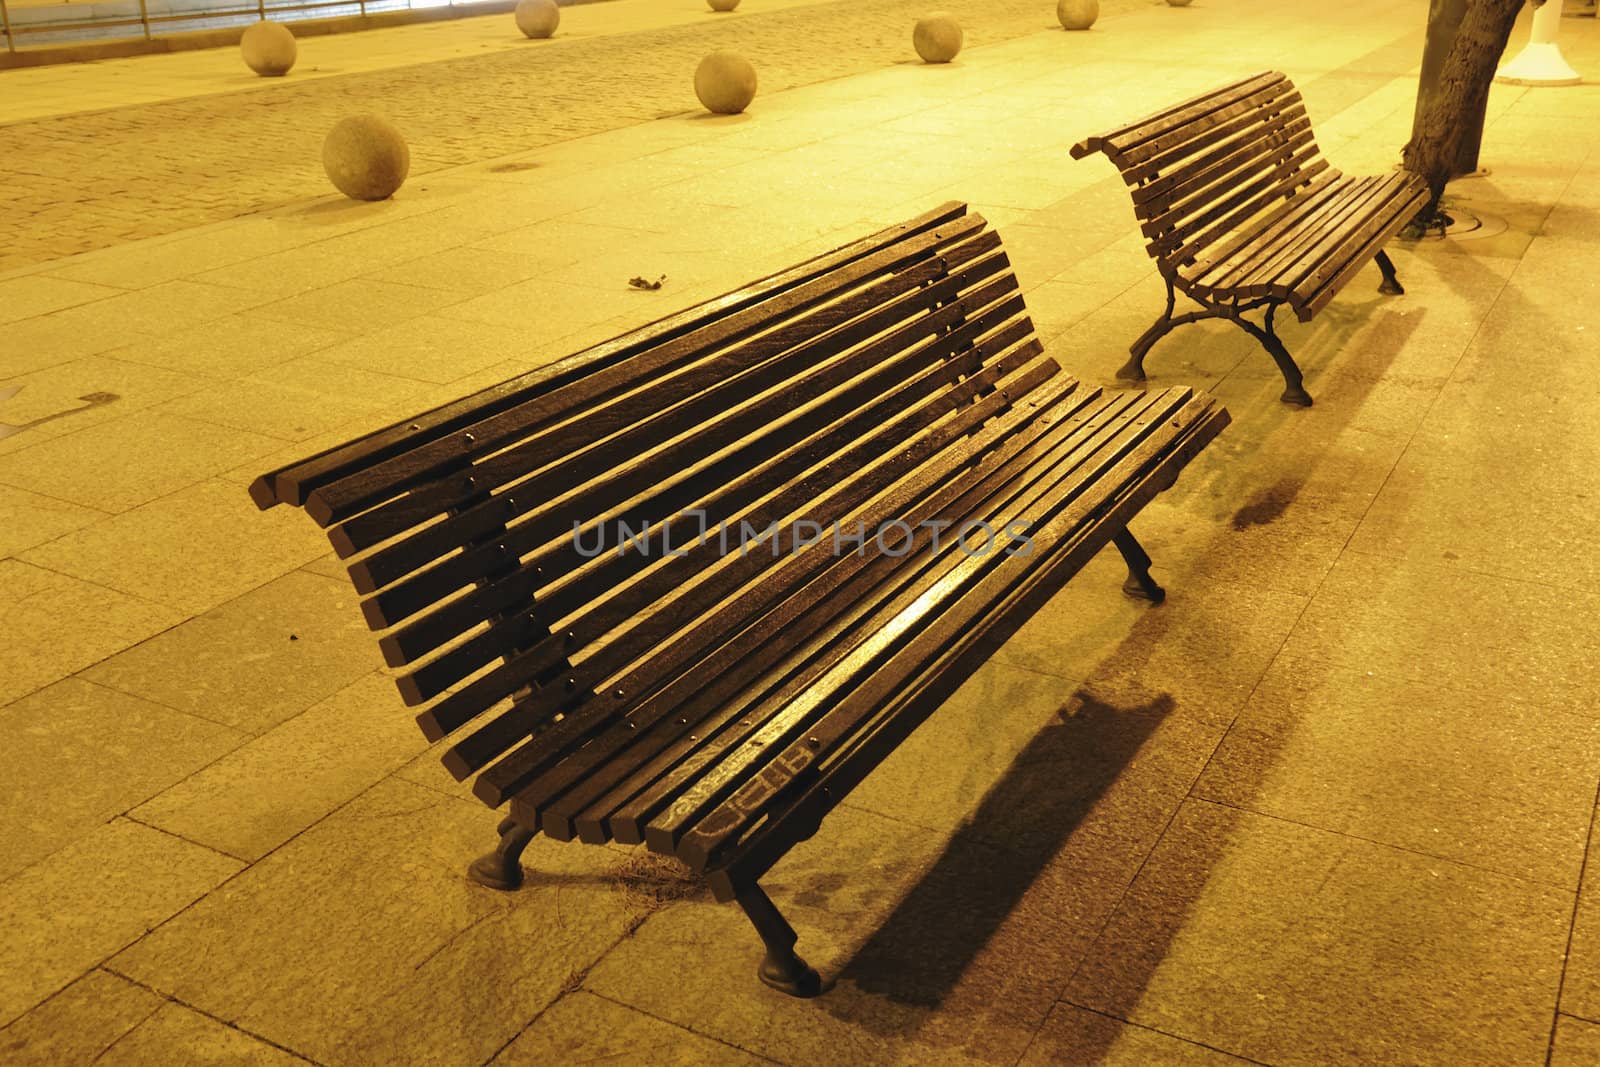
left=1070, top=71, right=1326, bottom=268
left=250, top=202, right=1061, bottom=803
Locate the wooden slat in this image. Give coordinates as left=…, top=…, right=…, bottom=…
left=301, top=214, right=991, bottom=527
left=1180, top=173, right=1354, bottom=289
left=338, top=240, right=1009, bottom=590
left=421, top=357, right=1063, bottom=776
left=1164, top=155, right=1329, bottom=266
left=1152, top=147, right=1328, bottom=262
left=392, top=299, right=1037, bottom=708
left=1297, top=180, right=1431, bottom=319
left=476, top=350, right=1096, bottom=821
left=1069, top=71, right=1283, bottom=162
left=593, top=387, right=1159, bottom=847
left=1131, top=114, right=1313, bottom=218
left=1242, top=176, right=1400, bottom=301
left=377, top=316, right=1040, bottom=682
left=1129, top=105, right=1311, bottom=208
left=1192, top=175, right=1378, bottom=296
left=702, top=392, right=1230, bottom=897
left=521, top=376, right=1125, bottom=837
left=1116, top=81, right=1301, bottom=180
left=365, top=279, right=1033, bottom=649
left=248, top=201, right=970, bottom=511
left=1145, top=133, right=1318, bottom=244
left=654, top=387, right=1203, bottom=864
left=331, top=231, right=1008, bottom=563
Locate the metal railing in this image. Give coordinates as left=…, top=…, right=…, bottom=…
left=1, top=0, right=498, bottom=54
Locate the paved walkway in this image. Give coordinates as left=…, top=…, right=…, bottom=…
left=0, top=0, right=1143, bottom=271
left=8, top=1, right=1600, bottom=1064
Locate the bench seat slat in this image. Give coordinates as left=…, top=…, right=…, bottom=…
left=1298, top=181, right=1432, bottom=319
left=661, top=388, right=1212, bottom=868
left=1186, top=174, right=1380, bottom=297
left=1180, top=172, right=1355, bottom=287
left=1158, top=152, right=1330, bottom=264
left=1241, top=176, right=1400, bottom=300
left=698, top=390, right=1227, bottom=898
left=516, top=380, right=1132, bottom=835
left=596, top=387, right=1170, bottom=848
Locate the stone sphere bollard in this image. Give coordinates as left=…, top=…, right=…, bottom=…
left=913, top=12, right=963, bottom=63
left=322, top=115, right=410, bottom=201
left=240, top=21, right=297, bottom=76
left=694, top=51, right=758, bottom=115
left=708, top=0, right=740, bottom=10
left=1057, top=0, right=1098, bottom=29
left=514, top=0, right=559, bottom=39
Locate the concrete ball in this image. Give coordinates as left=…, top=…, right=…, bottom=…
left=694, top=51, right=757, bottom=115
left=707, top=0, right=740, bottom=10
left=322, top=115, right=410, bottom=201
left=240, top=20, right=296, bottom=77
left=1056, top=0, right=1099, bottom=30
left=514, top=0, right=559, bottom=39
left=913, top=12, right=963, bottom=63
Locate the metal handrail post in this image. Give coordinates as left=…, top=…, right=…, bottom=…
left=136, top=0, right=152, bottom=39
left=0, top=0, right=15, bottom=54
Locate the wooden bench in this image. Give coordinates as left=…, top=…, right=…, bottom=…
left=249, top=202, right=1230, bottom=997
left=1071, top=71, right=1431, bottom=407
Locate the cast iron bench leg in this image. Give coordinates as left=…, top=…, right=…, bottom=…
left=1375, top=250, right=1404, bottom=296
left=1237, top=303, right=1312, bottom=408
left=468, top=816, right=535, bottom=891
left=1119, top=275, right=1228, bottom=385
left=735, top=883, right=823, bottom=997
left=1120, top=273, right=1178, bottom=382
left=1113, top=529, right=1165, bottom=604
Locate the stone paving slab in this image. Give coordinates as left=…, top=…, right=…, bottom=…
left=0, top=970, right=166, bottom=1067
left=0, top=0, right=1146, bottom=274
left=1064, top=800, right=1572, bottom=1066
left=0, top=677, right=245, bottom=883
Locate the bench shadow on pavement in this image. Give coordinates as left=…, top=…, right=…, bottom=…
left=805, top=267, right=1459, bottom=1052
left=837, top=683, right=1176, bottom=1008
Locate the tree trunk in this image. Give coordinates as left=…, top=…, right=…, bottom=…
left=1412, top=0, right=1489, bottom=178
left=1401, top=0, right=1529, bottom=224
